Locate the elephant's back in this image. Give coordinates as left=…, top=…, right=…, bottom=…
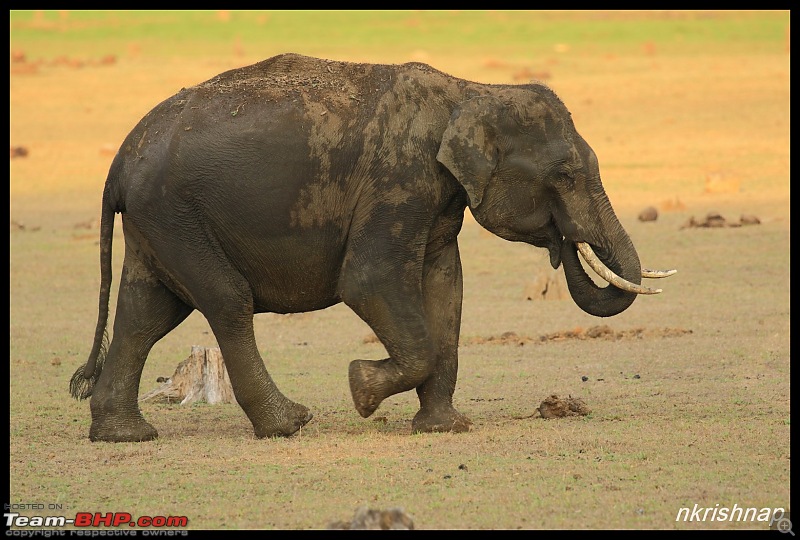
left=189, top=53, right=458, bottom=110
left=192, top=53, right=383, bottom=105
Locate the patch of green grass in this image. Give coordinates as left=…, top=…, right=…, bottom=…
left=9, top=10, right=789, bottom=60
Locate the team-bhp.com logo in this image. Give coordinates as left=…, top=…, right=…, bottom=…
left=5, top=512, right=188, bottom=529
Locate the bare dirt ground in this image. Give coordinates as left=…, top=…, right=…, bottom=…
left=9, top=33, right=790, bottom=529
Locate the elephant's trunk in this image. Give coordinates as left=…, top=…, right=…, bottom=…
left=560, top=213, right=642, bottom=318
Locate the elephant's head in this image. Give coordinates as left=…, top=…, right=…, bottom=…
left=437, top=90, right=674, bottom=317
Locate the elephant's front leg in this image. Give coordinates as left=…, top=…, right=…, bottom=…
left=412, top=241, right=472, bottom=433
left=342, top=239, right=471, bottom=432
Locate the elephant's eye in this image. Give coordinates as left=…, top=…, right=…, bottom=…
left=557, top=167, right=576, bottom=187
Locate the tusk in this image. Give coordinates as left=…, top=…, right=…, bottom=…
left=642, top=268, right=677, bottom=279
left=576, top=242, right=662, bottom=295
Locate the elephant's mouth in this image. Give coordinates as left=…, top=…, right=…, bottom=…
left=541, top=220, right=566, bottom=269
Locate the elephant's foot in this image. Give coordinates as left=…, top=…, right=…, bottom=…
left=412, top=405, right=473, bottom=434
left=348, top=359, right=390, bottom=418
left=89, top=413, right=158, bottom=443
left=251, top=399, right=313, bottom=439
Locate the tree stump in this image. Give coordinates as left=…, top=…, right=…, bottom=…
left=524, top=267, right=569, bottom=301
left=139, top=346, right=235, bottom=405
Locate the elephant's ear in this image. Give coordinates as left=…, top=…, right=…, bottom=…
left=437, top=95, right=504, bottom=208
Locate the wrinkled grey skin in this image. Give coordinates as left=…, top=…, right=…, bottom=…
left=70, top=53, right=645, bottom=442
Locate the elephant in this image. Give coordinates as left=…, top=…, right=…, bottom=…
left=69, top=53, right=674, bottom=442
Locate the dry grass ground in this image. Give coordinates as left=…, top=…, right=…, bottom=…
left=9, top=10, right=789, bottom=530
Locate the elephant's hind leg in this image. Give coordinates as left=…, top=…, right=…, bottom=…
left=89, top=252, right=193, bottom=442
left=204, top=300, right=313, bottom=438
left=184, top=268, right=312, bottom=438
left=136, top=219, right=312, bottom=439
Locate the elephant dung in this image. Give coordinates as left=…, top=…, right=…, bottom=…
left=740, top=214, right=761, bottom=225
left=10, top=145, right=29, bottom=158
left=637, top=206, right=658, bottom=222
left=680, top=211, right=761, bottom=229
left=536, top=394, right=591, bottom=419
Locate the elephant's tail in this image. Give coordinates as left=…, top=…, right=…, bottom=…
left=70, top=184, right=116, bottom=400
